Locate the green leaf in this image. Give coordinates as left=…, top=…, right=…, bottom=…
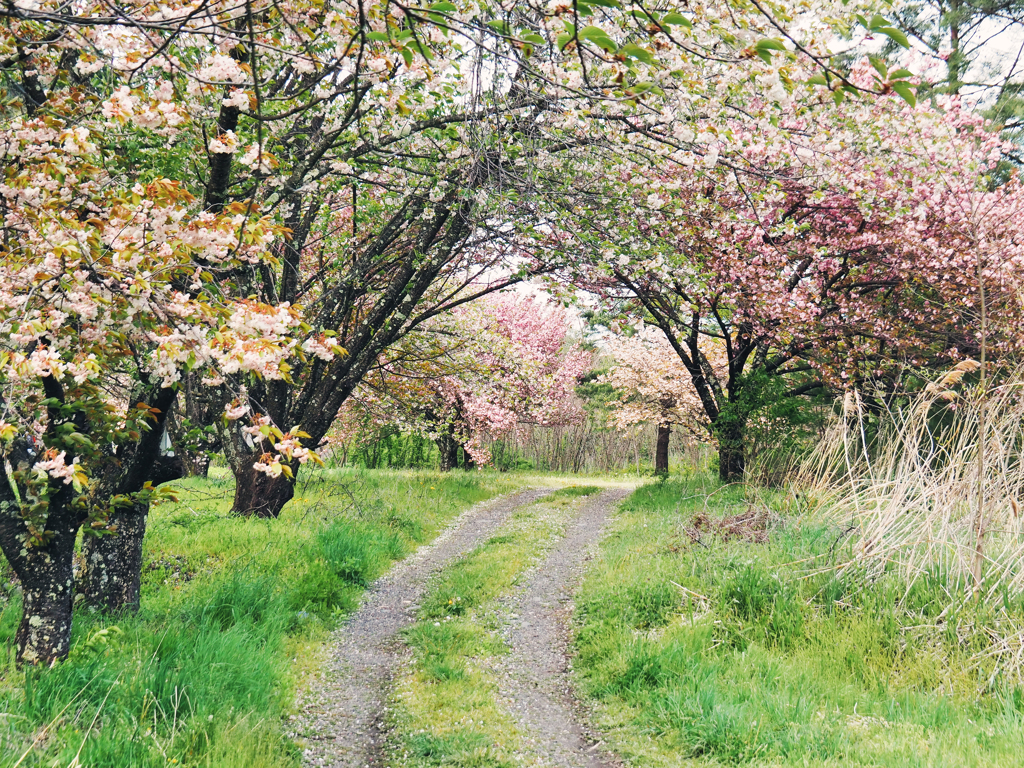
left=754, top=38, right=788, bottom=53
left=869, top=55, right=888, bottom=79
left=365, top=31, right=388, bottom=42
left=67, top=433, right=95, bottom=450
left=578, top=25, right=616, bottom=52
left=868, top=13, right=888, bottom=31
left=876, top=27, right=910, bottom=48
left=891, top=80, right=917, bottom=106
left=833, top=88, right=845, bottom=105
left=662, top=11, right=692, bottom=28
left=486, top=19, right=511, bottom=35
left=409, top=38, right=433, bottom=61
left=582, top=0, right=622, bottom=7
left=627, top=81, right=663, bottom=96
left=556, top=32, right=574, bottom=50
left=521, top=33, right=546, bottom=46
left=889, top=68, right=913, bottom=80
left=619, top=43, right=654, bottom=65
left=429, top=1, right=457, bottom=10
left=807, top=74, right=828, bottom=86
left=754, top=38, right=787, bottom=62
left=399, top=46, right=414, bottom=66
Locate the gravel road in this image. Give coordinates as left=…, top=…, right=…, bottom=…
left=495, top=488, right=629, bottom=768
left=295, top=487, right=553, bottom=767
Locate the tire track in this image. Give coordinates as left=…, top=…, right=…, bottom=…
left=495, top=488, right=630, bottom=768
left=295, top=487, right=553, bottom=767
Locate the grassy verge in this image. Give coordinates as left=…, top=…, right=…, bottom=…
left=574, top=477, right=1024, bottom=768
left=0, top=468, right=523, bottom=767
left=388, top=486, right=601, bottom=767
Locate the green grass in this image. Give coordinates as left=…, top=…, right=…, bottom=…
left=573, top=476, right=1024, bottom=767
left=0, top=468, right=523, bottom=768
left=388, top=487, right=602, bottom=767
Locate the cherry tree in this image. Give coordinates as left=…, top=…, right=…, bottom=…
left=576, top=74, right=1024, bottom=480
left=0, top=118, right=296, bottom=663
left=602, top=326, right=723, bottom=475
left=346, top=292, right=591, bottom=469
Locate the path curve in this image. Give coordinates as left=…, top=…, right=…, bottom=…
left=496, top=488, right=630, bottom=768
left=295, top=487, right=553, bottom=767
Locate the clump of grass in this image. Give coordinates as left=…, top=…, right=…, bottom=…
left=802, top=367, right=1024, bottom=595
left=0, top=468, right=522, bottom=767
left=574, top=477, right=1024, bottom=767
left=797, top=367, right=1024, bottom=679
left=548, top=485, right=602, bottom=498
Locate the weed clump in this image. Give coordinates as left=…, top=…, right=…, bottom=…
left=687, top=506, right=775, bottom=544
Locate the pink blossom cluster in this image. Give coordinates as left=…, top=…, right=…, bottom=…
left=587, top=81, right=1024, bottom=394
left=337, top=292, right=592, bottom=466
left=32, top=449, right=76, bottom=485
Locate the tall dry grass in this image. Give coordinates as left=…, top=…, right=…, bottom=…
left=800, top=364, right=1024, bottom=601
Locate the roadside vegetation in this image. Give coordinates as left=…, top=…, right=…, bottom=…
left=573, top=477, right=1024, bottom=767
left=0, top=469, right=521, bottom=767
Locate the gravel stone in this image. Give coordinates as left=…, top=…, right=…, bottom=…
left=494, top=489, right=630, bottom=768
left=295, top=488, right=553, bottom=767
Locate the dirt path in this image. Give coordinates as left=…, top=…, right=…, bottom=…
left=295, top=487, right=553, bottom=767
left=495, top=488, right=629, bottom=768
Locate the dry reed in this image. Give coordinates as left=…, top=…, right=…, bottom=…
left=799, top=364, right=1024, bottom=602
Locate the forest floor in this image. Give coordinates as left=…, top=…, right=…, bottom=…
left=1, top=469, right=1024, bottom=767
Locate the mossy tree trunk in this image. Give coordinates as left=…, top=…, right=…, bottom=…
left=716, top=419, right=746, bottom=482
left=79, top=387, right=181, bottom=614
left=0, top=441, right=80, bottom=665
left=229, top=459, right=296, bottom=518
left=79, top=503, right=148, bottom=614
left=437, top=431, right=459, bottom=472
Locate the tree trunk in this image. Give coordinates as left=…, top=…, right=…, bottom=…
left=716, top=420, right=746, bottom=482
left=0, top=446, right=79, bottom=665
left=655, top=424, right=671, bottom=477
left=79, top=453, right=184, bottom=613
left=437, top=433, right=459, bottom=472
left=230, top=459, right=296, bottom=518
left=188, top=455, right=211, bottom=478
left=15, top=538, right=76, bottom=666
left=79, top=503, right=148, bottom=614
left=168, top=373, right=221, bottom=477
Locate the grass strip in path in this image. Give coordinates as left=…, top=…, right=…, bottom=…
left=295, top=487, right=555, bottom=767
left=387, top=486, right=606, bottom=768
left=492, top=488, right=630, bottom=768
